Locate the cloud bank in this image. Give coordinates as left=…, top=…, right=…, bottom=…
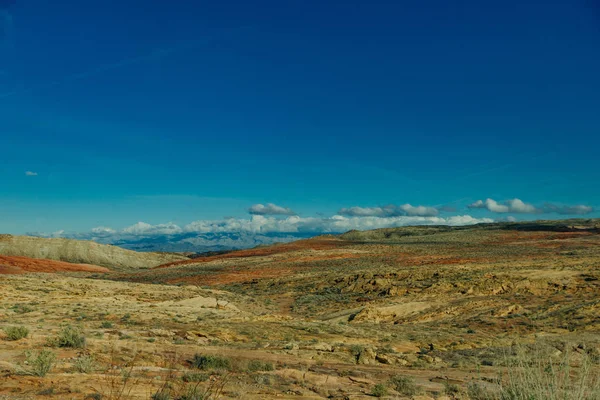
left=338, top=204, right=439, bottom=217
left=468, top=198, right=594, bottom=215
left=28, top=198, right=595, bottom=252
left=31, top=213, right=494, bottom=252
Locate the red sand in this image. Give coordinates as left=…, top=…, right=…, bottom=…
left=0, top=255, right=109, bottom=274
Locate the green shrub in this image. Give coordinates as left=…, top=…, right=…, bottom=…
left=177, top=386, right=205, bottom=400
left=3, top=325, right=29, bottom=341
left=150, top=391, right=170, bottom=400
left=444, top=381, right=461, bottom=395
left=191, top=354, right=231, bottom=370
left=55, top=325, right=86, bottom=348
left=247, top=360, right=275, bottom=372
left=100, top=321, right=113, bottom=329
left=371, top=383, right=388, bottom=397
left=73, top=355, right=95, bottom=373
left=498, top=344, right=600, bottom=400
left=10, top=304, right=34, bottom=314
left=389, top=374, right=420, bottom=395
left=467, top=381, right=497, bottom=400
left=25, top=349, right=56, bottom=377
left=181, top=372, right=209, bottom=382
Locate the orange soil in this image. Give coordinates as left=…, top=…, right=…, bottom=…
left=156, top=237, right=348, bottom=269
left=170, top=265, right=304, bottom=286
left=486, top=231, right=594, bottom=245
left=0, top=255, right=109, bottom=274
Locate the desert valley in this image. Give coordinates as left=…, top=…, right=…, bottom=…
left=0, top=220, right=599, bottom=399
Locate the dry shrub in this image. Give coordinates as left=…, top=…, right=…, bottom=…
left=498, top=343, right=600, bottom=400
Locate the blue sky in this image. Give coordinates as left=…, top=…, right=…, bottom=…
left=1, top=0, right=599, bottom=237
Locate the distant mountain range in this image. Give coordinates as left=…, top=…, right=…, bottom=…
left=104, top=231, right=317, bottom=252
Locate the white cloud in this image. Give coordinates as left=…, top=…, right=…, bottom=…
left=506, top=198, right=537, bottom=213
left=338, top=206, right=385, bottom=217
left=25, top=171, right=38, bottom=176
left=338, top=204, right=439, bottom=218
left=469, top=198, right=594, bottom=216
left=469, top=198, right=530, bottom=213
left=399, top=204, right=439, bottom=217
left=121, top=221, right=183, bottom=236
left=248, top=203, right=297, bottom=216
left=48, top=214, right=493, bottom=246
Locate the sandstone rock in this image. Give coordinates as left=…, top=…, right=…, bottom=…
left=357, top=347, right=377, bottom=365
left=311, top=342, right=333, bottom=352
left=148, top=329, right=175, bottom=338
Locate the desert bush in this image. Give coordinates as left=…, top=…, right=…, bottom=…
left=191, top=354, right=231, bottom=371
left=181, top=372, right=209, bottom=383
left=100, top=321, right=114, bottom=329
left=55, top=325, right=86, bottom=348
left=389, top=374, right=420, bottom=395
left=73, top=355, right=96, bottom=373
left=3, top=325, right=29, bottom=341
left=95, top=347, right=142, bottom=400
left=176, top=386, right=205, bottom=400
left=371, top=383, right=388, bottom=397
left=247, top=360, right=274, bottom=372
left=252, top=373, right=274, bottom=386
left=10, top=303, right=35, bottom=314
left=150, top=391, right=170, bottom=400
left=350, top=344, right=364, bottom=363
left=498, top=344, right=600, bottom=400
left=25, top=349, right=56, bottom=377
left=467, top=381, right=498, bottom=400
left=444, top=381, right=462, bottom=396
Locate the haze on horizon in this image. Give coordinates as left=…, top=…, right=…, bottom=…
left=1, top=0, right=599, bottom=251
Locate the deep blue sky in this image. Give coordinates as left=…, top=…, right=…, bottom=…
left=1, top=0, right=599, bottom=234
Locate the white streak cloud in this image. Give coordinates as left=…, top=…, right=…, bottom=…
left=248, top=203, right=297, bottom=216
left=469, top=198, right=594, bottom=215
left=25, top=171, right=38, bottom=176
left=338, top=204, right=439, bottom=218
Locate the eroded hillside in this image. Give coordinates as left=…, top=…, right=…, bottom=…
left=0, top=235, right=188, bottom=271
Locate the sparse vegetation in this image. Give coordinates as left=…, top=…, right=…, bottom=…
left=246, top=359, right=274, bottom=372
left=3, top=325, right=29, bottom=341
left=25, top=349, right=56, bottom=377
left=191, top=354, right=231, bottom=371
left=467, top=381, right=497, bottom=400
left=73, top=354, right=96, bottom=373
left=371, top=383, right=388, bottom=397
left=498, top=345, right=600, bottom=400
left=54, top=325, right=86, bottom=348
left=444, top=380, right=462, bottom=396
left=389, top=374, right=421, bottom=396
left=10, top=303, right=34, bottom=314
left=182, top=372, right=210, bottom=383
